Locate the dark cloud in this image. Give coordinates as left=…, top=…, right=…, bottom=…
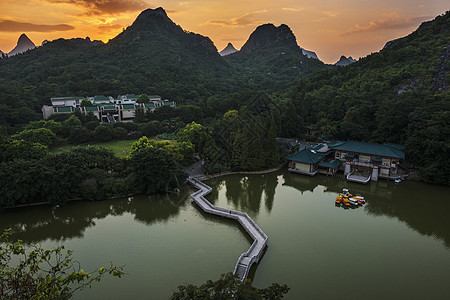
left=46, top=0, right=149, bottom=15
left=340, top=15, right=431, bottom=36
left=0, top=20, right=74, bottom=32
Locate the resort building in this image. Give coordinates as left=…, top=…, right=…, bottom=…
left=42, top=94, right=176, bottom=122
left=286, top=141, right=405, bottom=183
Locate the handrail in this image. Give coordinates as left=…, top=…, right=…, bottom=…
left=187, top=177, right=268, bottom=281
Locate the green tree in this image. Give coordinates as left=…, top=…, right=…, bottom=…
left=171, top=272, right=289, bottom=300
left=134, top=108, right=146, bottom=123
left=176, top=122, right=204, bottom=151
left=130, top=147, right=186, bottom=194
left=69, top=126, right=93, bottom=144
left=80, top=98, right=93, bottom=107
left=0, top=137, right=48, bottom=162
left=62, top=115, right=82, bottom=128
left=177, top=105, right=203, bottom=123
left=223, top=109, right=238, bottom=121
left=94, top=124, right=113, bottom=142
left=12, top=128, right=56, bottom=147
left=0, top=229, right=124, bottom=300
left=137, top=94, right=150, bottom=103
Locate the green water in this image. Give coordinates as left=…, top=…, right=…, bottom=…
left=1, top=170, right=450, bottom=299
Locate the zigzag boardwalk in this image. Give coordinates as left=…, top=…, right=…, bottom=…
left=187, top=177, right=268, bottom=281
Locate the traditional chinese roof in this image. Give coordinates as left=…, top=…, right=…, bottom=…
left=318, top=159, right=341, bottom=169
left=329, top=141, right=405, bottom=159
left=285, top=148, right=327, bottom=164
left=55, top=106, right=72, bottom=112
left=144, top=103, right=156, bottom=108
left=122, top=104, right=135, bottom=109
left=93, top=95, right=109, bottom=101
left=85, top=106, right=99, bottom=111
left=51, top=97, right=82, bottom=102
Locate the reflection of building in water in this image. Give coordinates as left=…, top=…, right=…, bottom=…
left=286, top=141, right=405, bottom=184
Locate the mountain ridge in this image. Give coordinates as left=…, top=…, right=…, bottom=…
left=8, top=33, right=36, bottom=56
left=219, top=43, right=238, bottom=56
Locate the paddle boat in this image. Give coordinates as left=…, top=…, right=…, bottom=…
left=336, top=189, right=365, bottom=207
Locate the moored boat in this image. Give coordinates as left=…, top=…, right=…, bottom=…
left=336, top=189, right=366, bottom=208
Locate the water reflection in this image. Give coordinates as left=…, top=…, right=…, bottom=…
left=215, top=170, right=450, bottom=249
left=0, top=189, right=191, bottom=243
left=207, top=173, right=279, bottom=216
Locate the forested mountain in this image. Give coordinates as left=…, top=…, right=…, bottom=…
left=0, top=7, right=448, bottom=183
left=225, top=23, right=326, bottom=90
left=0, top=8, right=242, bottom=125
left=282, top=11, right=449, bottom=184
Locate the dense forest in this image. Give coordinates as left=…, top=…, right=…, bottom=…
left=0, top=8, right=448, bottom=185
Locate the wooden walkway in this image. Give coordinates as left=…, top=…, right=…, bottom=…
left=187, top=177, right=268, bottom=281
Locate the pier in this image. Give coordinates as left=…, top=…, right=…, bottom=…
left=187, top=177, right=268, bottom=281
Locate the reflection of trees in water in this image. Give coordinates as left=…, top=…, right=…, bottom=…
left=263, top=174, right=278, bottom=213
left=219, top=172, right=281, bottom=215
left=362, top=182, right=450, bottom=249
left=0, top=189, right=191, bottom=243
left=282, top=170, right=450, bottom=249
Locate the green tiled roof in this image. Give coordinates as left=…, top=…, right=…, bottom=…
left=94, top=95, right=109, bottom=101
left=56, top=107, right=72, bottom=112
left=144, top=103, right=156, bottom=108
left=318, top=159, right=341, bottom=169
left=85, top=106, right=99, bottom=112
left=330, top=141, right=405, bottom=159
left=285, top=148, right=326, bottom=164
left=103, top=105, right=116, bottom=110
left=126, top=94, right=138, bottom=99
left=163, top=101, right=174, bottom=106
left=51, top=97, right=81, bottom=102
left=149, top=95, right=161, bottom=99
left=122, top=104, right=135, bottom=109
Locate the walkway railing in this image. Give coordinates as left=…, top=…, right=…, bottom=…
left=187, top=177, right=268, bottom=281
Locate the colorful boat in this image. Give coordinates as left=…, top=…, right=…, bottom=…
left=336, top=189, right=365, bottom=207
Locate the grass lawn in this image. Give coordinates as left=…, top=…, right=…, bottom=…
left=51, top=139, right=138, bottom=158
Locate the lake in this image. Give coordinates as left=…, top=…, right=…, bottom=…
left=1, top=170, right=450, bottom=299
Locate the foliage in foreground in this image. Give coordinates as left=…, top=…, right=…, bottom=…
left=0, top=229, right=124, bottom=300
left=171, top=272, right=290, bottom=300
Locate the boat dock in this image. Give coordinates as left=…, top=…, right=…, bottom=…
left=187, top=177, right=268, bottom=281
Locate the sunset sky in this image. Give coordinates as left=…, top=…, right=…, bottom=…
left=0, top=0, right=448, bottom=63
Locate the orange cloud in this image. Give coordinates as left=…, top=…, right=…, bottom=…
left=97, top=23, right=123, bottom=31
left=45, top=0, right=150, bottom=15
left=207, top=11, right=268, bottom=28
left=0, top=20, right=74, bottom=32
left=282, top=8, right=304, bottom=12
left=340, top=14, right=431, bottom=36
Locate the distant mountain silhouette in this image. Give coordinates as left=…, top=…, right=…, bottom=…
left=301, top=48, right=320, bottom=60
left=334, top=55, right=357, bottom=66
left=225, top=23, right=326, bottom=88
left=8, top=34, right=35, bottom=56
left=219, top=43, right=238, bottom=56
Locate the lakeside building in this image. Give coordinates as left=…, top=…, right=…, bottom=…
left=42, top=95, right=176, bottom=122
left=286, top=141, right=405, bottom=183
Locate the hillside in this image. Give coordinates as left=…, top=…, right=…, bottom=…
left=283, top=11, right=449, bottom=184
left=225, top=23, right=326, bottom=90
left=0, top=7, right=239, bottom=125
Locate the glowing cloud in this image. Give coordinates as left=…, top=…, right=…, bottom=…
left=207, top=10, right=268, bottom=28
left=282, top=8, right=304, bottom=12
left=45, top=0, right=150, bottom=15
left=340, top=14, right=431, bottom=36
left=0, top=20, right=74, bottom=32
